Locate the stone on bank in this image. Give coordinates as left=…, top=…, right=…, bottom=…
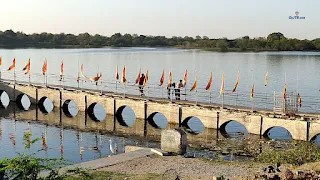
left=161, top=129, right=187, bottom=155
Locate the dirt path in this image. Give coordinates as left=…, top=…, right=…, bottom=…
left=98, top=155, right=265, bottom=179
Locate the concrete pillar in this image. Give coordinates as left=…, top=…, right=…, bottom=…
left=259, top=116, right=263, bottom=139
left=36, top=88, right=38, bottom=121
left=113, top=98, right=116, bottom=133
left=84, top=95, right=87, bottom=126
left=216, top=112, right=220, bottom=139
left=144, top=101, right=147, bottom=137
left=59, top=90, right=62, bottom=124
left=307, top=121, right=310, bottom=141
left=178, top=106, right=182, bottom=127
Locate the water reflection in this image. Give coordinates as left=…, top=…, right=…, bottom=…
left=16, top=94, right=31, bottom=111
left=263, top=126, right=292, bottom=140
left=63, top=100, right=79, bottom=117
left=0, top=90, right=10, bottom=109
left=116, top=106, right=136, bottom=127
left=38, top=97, right=54, bottom=114
left=0, top=119, right=126, bottom=164
left=182, top=116, right=205, bottom=134
left=220, top=120, right=248, bottom=138
left=88, top=103, right=106, bottom=121
left=147, top=112, right=168, bottom=129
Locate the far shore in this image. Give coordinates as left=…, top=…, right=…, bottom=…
left=1, top=45, right=320, bottom=53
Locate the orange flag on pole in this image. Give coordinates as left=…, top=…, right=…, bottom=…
left=89, top=73, right=102, bottom=82
left=190, top=72, right=197, bottom=91
left=283, top=83, right=287, bottom=100
left=265, top=72, right=268, bottom=86
left=183, top=69, right=188, bottom=87
left=297, top=92, right=302, bottom=107
left=121, top=65, right=126, bottom=83
left=8, top=58, right=16, bottom=71
left=60, top=60, right=64, bottom=77
left=232, top=71, right=240, bottom=92
left=143, top=69, right=149, bottom=88
left=167, top=72, right=172, bottom=88
left=23, top=59, right=31, bottom=75
left=250, top=84, right=254, bottom=98
left=80, top=64, right=88, bottom=79
left=135, top=68, right=141, bottom=84
left=205, top=72, right=213, bottom=91
left=159, top=69, right=164, bottom=86
left=42, top=59, right=47, bottom=75
left=115, top=64, right=119, bottom=80
left=220, top=73, right=224, bottom=95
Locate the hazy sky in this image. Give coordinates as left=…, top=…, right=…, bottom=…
left=1, top=0, right=319, bottom=39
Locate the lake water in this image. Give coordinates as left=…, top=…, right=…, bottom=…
left=1, top=48, right=320, bottom=113
left=1, top=48, right=320, bottom=162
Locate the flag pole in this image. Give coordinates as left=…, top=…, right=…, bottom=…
left=124, top=83, right=126, bottom=97
left=222, top=93, right=224, bottom=109
left=209, top=89, right=211, bottom=104
left=284, top=72, right=287, bottom=113
left=251, top=70, right=254, bottom=112
left=46, top=74, right=48, bottom=87
left=235, top=89, right=238, bottom=107
left=196, top=89, right=198, bottom=105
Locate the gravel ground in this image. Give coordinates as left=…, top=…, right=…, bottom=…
left=98, top=154, right=264, bottom=179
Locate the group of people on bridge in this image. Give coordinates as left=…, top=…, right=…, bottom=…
left=137, top=73, right=184, bottom=100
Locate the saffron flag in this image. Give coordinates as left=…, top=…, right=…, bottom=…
left=143, top=69, right=149, bottom=88
left=190, top=73, right=197, bottom=91
left=8, top=58, right=16, bottom=71
left=232, top=71, right=240, bottom=92
left=205, top=72, right=213, bottom=91
left=297, top=93, right=302, bottom=107
left=23, top=59, right=31, bottom=75
left=183, top=69, right=188, bottom=87
left=283, top=83, right=287, bottom=100
left=265, top=72, right=268, bottom=86
left=220, top=73, right=224, bottom=95
left=167, top=71, right=172, bottom=88
left=250, top=84, right=254, bottom=98
left=80, top=64, right=88, bottom=79
left=159, top=69, right=164, bottom=86
left=89, top=73, right=102, bottom=82
left=135, top=68, right=141, bottom=84
left=42, top=59, right=47, bottom=75
left=60, top=60, right=64, bottom=77
left=0, top=57, right=2, bottom=66
left=121, top=65, right=126, bottom=83
left=115, top=64, right=119, bottom=80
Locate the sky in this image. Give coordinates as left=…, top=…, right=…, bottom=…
left=0, top=0, right=319, bottom=39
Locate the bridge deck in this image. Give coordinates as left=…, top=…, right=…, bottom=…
left=2, top=78, right=318, bottom=120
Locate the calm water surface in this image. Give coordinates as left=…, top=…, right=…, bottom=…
left=1, top=48, right=320, bottom=162
left=0, top=48, right=319, bottom=112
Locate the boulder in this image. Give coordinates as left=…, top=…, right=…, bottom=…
left=161, top=129, right=187, bottom=155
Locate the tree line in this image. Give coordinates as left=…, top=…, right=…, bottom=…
left=0, top=30, right=320, bottom=51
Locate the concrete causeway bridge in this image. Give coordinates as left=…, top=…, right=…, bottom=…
left=1, top=75, right=320, bottom=141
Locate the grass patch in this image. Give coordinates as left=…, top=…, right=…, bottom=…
left=254, top=141, right=320, bottom=165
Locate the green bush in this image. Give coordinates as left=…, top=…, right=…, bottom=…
left=255, top=141, right=320, bottom=165
left=0, top=132, right=91, bottom=180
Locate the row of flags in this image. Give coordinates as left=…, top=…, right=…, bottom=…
left=115, top=65, right=302, bottom=106
left=2, top=58, right=102, bottom=82
left=0, top=57, right=302, bottom=107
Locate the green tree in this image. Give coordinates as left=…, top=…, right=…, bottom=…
left=216, top=39, right=228, bottom=52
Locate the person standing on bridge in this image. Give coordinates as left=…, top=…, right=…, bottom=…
left=176, top=79, right=184, bottom=100
left=138, top=74, right=145, bottom=96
